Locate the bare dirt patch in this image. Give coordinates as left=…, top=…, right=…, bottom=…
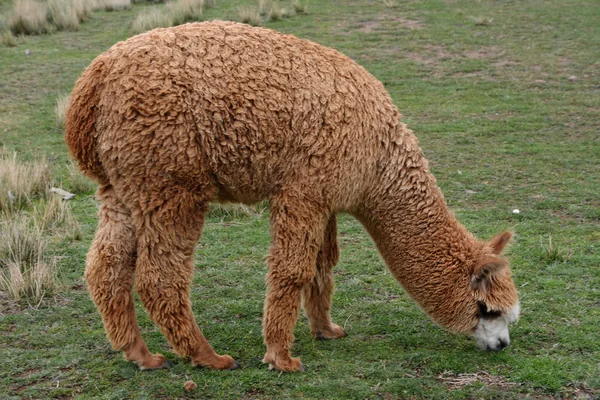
left=494, top=60, right=516, bottom=68
left=241, top=387, right=266, bottom=400
left=436, top=370, right=519, bottom=390
left=559, top=57, right=571, bottom=65
left=407, top=45, right=452, bottom=66
left=0, top=291, right=21, bottom=316
left=464, top=45, right=502, bottom=60
left=14, top=368, right=42, bottom=379
left=565, top=383, right=598, bottom=399
left=392, top=17, right=423, bottom=30
left=357, top=20, right=381, bottom=33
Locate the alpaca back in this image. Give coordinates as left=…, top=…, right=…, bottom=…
left=67, top=21, right=405, bottom=208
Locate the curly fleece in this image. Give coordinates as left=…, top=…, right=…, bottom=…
left=65, top=21, right=518, bottom=372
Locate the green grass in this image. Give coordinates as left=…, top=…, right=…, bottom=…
left=0, top=0, right=599, bottom=398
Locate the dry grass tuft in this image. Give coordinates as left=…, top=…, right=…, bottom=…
left=437, top=371, right=519, bottom=390
left=95, top=0, right=132, bottom=12
left=268, top=4, right=283, bottom=21
left=280, top=7, right=293, bottom=18
left=0, top=17, right=18, bottom=47
left=208, top=201, right=268, bottom=220
left=257, top=0, right=273, bottom=16
left=8, top=0, right=96, bottom=36
left=292, top=0, right=306, bottom=13
left=55, top=93, right=70, bottom=128
left=0, top=151, right=52, bottom=214
left=9, top=0, right=52, bottom=35
left=0, top=152, right=80, bottom=303
left=238, top=5, right=261, bottom=26
left=132, top=7, right=174, bottom=33
left=0, top=215, right=59, bottom=303
left=63, top=162, right=97, bottom=194
left=33, top=195, right=81, bottom=239
left=169, top=0, right=205, bottom=25
left=72, top=0, right=94, bottom=21
left=540, top=235, right=572, bottom=263
left=47, top=0, right=81, bottom=31
left=0, top=29, right=18, bottom=47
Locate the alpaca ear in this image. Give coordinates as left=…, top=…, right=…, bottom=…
left=489, top=231, right=512, bottom=254
left=471, top=256, right=507, bottom=291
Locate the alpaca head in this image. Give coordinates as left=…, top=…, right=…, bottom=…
left=469, top=231, right=520, bottom=351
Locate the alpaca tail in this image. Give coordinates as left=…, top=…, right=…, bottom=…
left=64, top=56, right=110, bottom=184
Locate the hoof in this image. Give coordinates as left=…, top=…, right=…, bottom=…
left=137, top=353, right=170, bottom=370
left=229, top=360, right=241, bottom=370
left=192, top=354, right=239, bottom=370
left=263, top=354, right=304, bottom=372
left=314, top=324, right=347, bottom=340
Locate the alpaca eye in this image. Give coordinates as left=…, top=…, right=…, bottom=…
left=477, top=301, right=502, bottom=319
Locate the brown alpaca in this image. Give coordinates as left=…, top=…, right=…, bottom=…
left=65, top=21, right=519, bottom=372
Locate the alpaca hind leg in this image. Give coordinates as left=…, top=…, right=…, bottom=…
left=302, top=215, right=347, bottom=340
left=85, top=185, right=166, bottom=370
left=262, top=192, right=330, bottom=372
left=133, top=191, right=238, bottom=370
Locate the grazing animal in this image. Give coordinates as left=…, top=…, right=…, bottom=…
left=65, top=21, right=519, bottom=372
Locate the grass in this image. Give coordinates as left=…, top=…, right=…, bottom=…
left=238, top=4, right=261, bottom=26
left=47, top=0, right=82, bottom=31
left=9, top=0, right=51, bottom=35
left=131, top=5, right=174, bottom=33
left=0, top=153, right=79, bottom=305
left=33, top=194, right=82, bottom=239
left=61, top=162, right=97, bottom=195
left=0, top=16, right=18, bottom=46
left=132, top=0, right=208, bottom=34
left=168, top=0, right=205, bottom=25
left=292, top=0, right=305, bottom=13
left=0, top=29, right=18, bottom=46
left=0, top=215, right=58, bottom=303
left=0, top=151, right=52, bottom=213
left=258, top=0, right=288, bottom=21
left=208, top=201, right=268, bottom=221
left=72, top=0, right=94, bottom=22
left=95, top=0, right=132, bottom=12
left=539, top=235, right=572, bottom=264
left=54, top=93, right=69, bottom=128
left=382, top=0, right=396, bottom=9
left=0, top=0, right=598, bottom=398
left=4, top=0, right=129, bottom=41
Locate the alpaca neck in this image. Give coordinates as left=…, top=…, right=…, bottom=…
left=356, top=131, right=480, bottom=332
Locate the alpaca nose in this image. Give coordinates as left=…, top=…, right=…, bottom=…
left=485, top=338, right=510, bottom=351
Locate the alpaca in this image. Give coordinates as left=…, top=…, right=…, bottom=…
left=65, top=21, right=520, bottom=372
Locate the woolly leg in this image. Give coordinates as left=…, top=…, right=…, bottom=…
left=134, top=191, right=238, bottom=370
left=262, top=193, right=329, bottom=372
left=85, top=185, right=166, bottom=370
left=301, top=215, right=347, bottom=340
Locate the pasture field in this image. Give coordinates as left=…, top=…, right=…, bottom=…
left=0, top=0, right=598, bottom=398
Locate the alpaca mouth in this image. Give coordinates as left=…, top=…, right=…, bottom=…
left=474, top=302, right=520, bottom=351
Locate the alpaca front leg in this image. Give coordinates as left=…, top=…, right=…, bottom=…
left=302, top=215, right=347, bottom=340
left=262, top=194, right=329, bottom=372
